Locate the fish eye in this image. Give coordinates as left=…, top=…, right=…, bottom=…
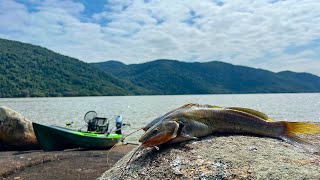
left=150, top=129, right=158, bottom=136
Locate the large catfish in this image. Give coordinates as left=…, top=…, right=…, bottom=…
left=139, top=104, right=320, bottom=152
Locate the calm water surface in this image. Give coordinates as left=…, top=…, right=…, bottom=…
left=1, top=93, right=320, bottom=142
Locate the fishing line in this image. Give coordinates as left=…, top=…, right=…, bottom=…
left=106, top=128, right=143, bottom=167
left=118, top=143, right=143, bottom=179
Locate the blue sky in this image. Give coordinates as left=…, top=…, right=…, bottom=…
left=1, top=0, right=320, bottom=76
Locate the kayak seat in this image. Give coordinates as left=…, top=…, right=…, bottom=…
left=87, top=117, right=109, bottom=133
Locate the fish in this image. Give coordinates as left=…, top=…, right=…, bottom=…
left=139, top=104, right=320, bottom=152
left=142, top=103, right=222, bottom=131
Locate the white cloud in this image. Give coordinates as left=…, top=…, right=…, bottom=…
left=256, top=50, right=320, bottom=74
left=1, top=0, right=320, bottom=75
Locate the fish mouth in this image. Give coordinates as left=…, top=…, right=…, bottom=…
left=140, top=134, right=175, bottom=147
left=139, top=122, right=180, bottom=147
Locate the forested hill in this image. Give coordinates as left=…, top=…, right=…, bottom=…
left=92, top=60, right=320, bottom=95
left=0, top=38, right=147, bottom=98
left=1, top=37, right=319, bottom=98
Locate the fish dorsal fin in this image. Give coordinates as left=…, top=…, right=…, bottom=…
left=228, top=107, right=269, bottom=121
left=206, top=105, right=222, bottom=108
left=266, top=118, right=276, bottom=122
left=183, top=103, right=222, bottom=109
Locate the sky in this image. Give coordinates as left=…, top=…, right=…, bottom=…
left=0, top=0, right=320, bottom=76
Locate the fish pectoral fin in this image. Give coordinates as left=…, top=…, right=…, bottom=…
left=167, top=134, right=199, bottom=144
left=180, top=132, right=198, bottom=140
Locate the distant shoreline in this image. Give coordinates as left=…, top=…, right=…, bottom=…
left=1, top=92, right=320, bottom=99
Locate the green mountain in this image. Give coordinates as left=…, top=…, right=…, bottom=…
left=1, top=37, right=319, bottom=98
left=92, top=60, right=320, bottom=94
left=0, top=38, right=147, bottom=97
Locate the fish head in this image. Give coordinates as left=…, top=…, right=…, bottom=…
left=142, top=117, right=161, bottom=131
left=142, top=105, right=193, bottom=132
left=139, top=120, right=179, bottom=147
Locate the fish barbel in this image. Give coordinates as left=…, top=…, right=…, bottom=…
left=139, top=104, right=320, bottom=152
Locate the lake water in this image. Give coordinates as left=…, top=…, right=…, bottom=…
left=1, top=93, right=320, bottom=142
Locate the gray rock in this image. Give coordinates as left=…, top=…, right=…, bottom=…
left=0, top=106, right=39, bottom=150
left=100, top=135, right=320, bottom=180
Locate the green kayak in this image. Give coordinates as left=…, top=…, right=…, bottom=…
left=33, top=122, right=122, bottom=151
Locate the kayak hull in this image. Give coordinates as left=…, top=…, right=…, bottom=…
left=32, top=122, right=122, bottom=151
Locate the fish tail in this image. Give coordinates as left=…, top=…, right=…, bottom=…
left=280, top=122, right=320, bottom=153
left=284, top=122, right=320, bottom=135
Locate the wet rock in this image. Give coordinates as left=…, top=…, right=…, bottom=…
left=100, top=135, right=320, bottom=180
left=0, top=106, right=40, bottom=150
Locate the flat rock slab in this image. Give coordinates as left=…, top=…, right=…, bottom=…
left=100, top=135, right=320, bottom=180
left=0, top=145, right=136, bottom=180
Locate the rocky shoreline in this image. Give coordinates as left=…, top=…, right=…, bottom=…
left=0, top=145, right=136, bottom=180
left=0, top=106, right=136, bottom=180
left=1, top=106, right=320, bottom=179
